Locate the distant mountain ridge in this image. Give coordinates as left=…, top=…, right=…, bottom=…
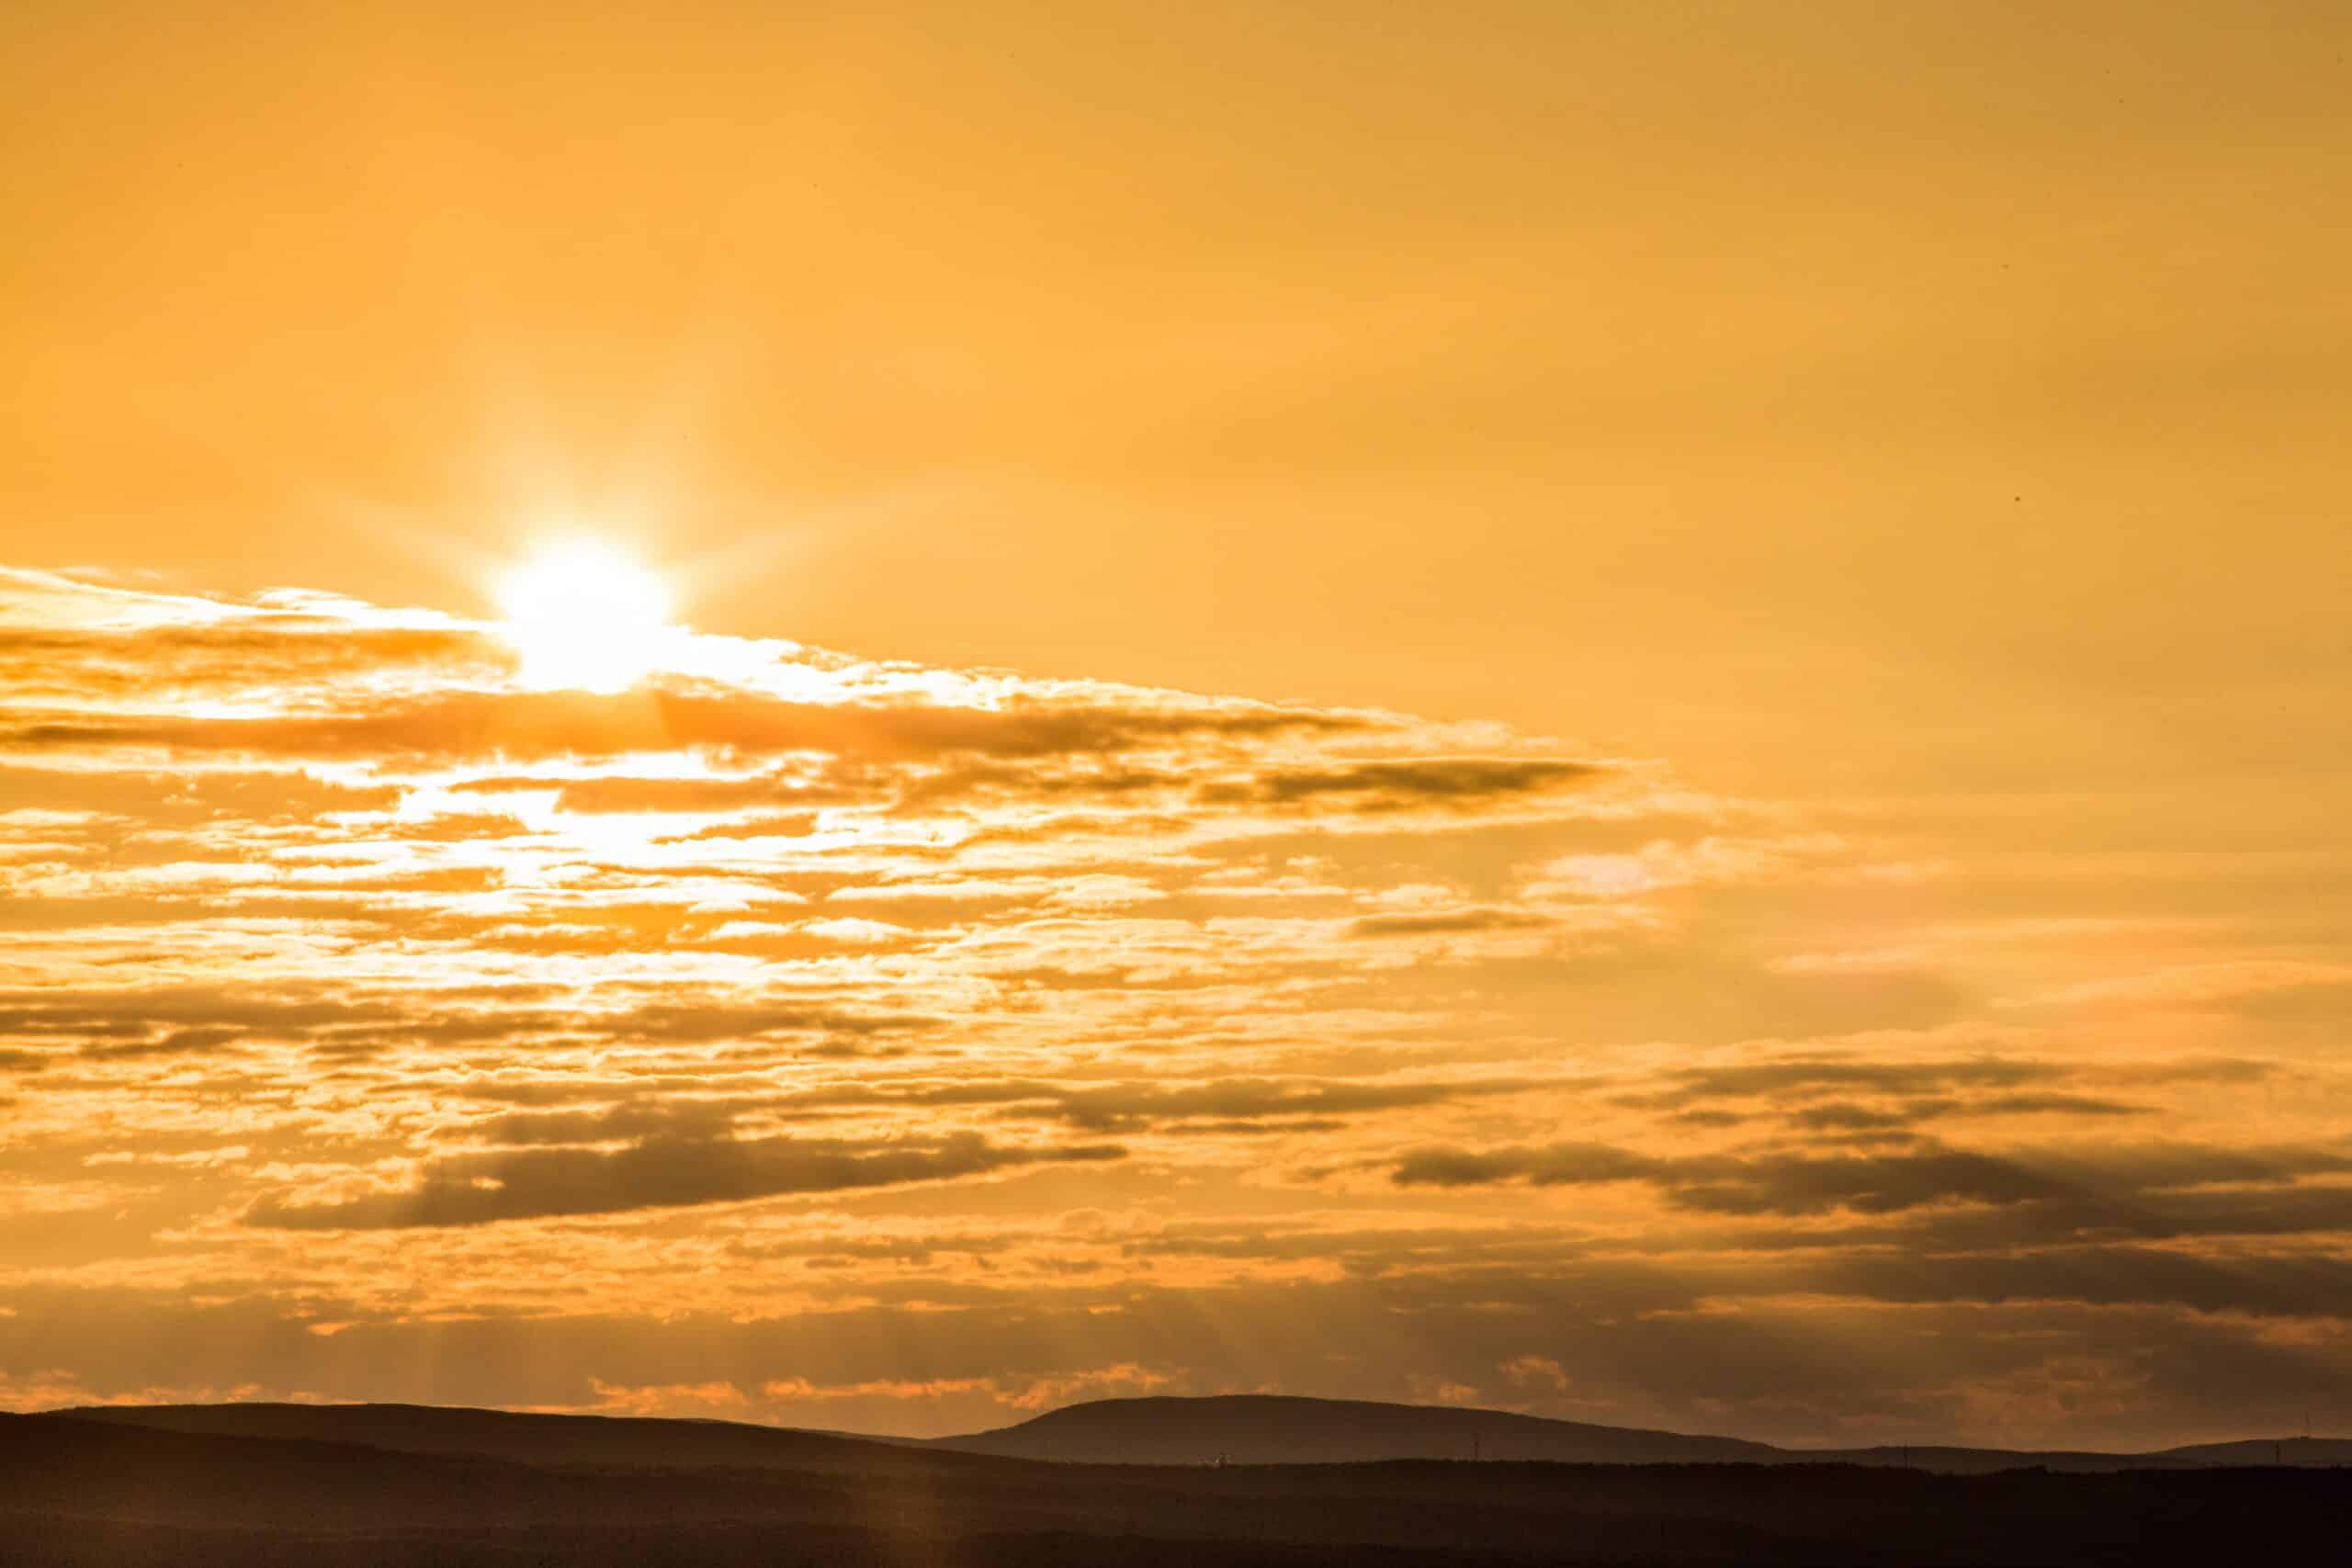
left=925, top=1394, right=1778, bottom=1466
left=920, top=1393, right=2352, bottom=1472
left=59, top=1393, right=2352, bottom=1475
left=58, top=1401, right=982, bottom=1476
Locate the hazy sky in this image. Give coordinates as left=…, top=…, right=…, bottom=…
left=4, top=1, right=2349, bottom=1448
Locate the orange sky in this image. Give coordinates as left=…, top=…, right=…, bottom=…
left=3, top=1, right=2349, bottom=1447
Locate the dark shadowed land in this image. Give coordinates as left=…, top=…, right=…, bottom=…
left=6, top=1401, right=2346, bottom=1567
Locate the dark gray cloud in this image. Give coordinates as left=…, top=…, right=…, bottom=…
left=756, top=1073, right=1540, bottom=1134
left=451, top=770, right=856, bottom=814
left=1619, top=1055, right=2064, bottom=1111
left=0, top=988, right=407, bottom=1046
left=1020, top=1076, right=1534, bottom=1134
left=1195, top=758, right=1598, bottom=812
left=1786, top=1093, right=2153, bottom=1132
left=0, top=986, right=949, bottom=1073
left=5, top=688, right=1367, bottom=765
left=247, top=1131, right=1126, bottom=1228
left=454, top=1075, right=1539, bottom=1143
left=1392, top=1137, right=2352, bottom=1225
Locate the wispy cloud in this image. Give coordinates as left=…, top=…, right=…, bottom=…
left=2, top=567, right=2348, bottom=1449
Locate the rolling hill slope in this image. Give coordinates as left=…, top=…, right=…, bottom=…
left=62, top=1394, right=2352, bottom=1475
left=60, top=1400, right=978, bottom=1476
left=918, top=1394, right=2352, bottom=1472
left=924, top=1394, right=1781, bottom=1466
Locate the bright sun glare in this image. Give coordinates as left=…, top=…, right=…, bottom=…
left=496, top=539, right=674, bottom=694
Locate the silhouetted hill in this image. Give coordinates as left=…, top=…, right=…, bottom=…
left=2143, top=1435, right=2352, bottom=1468
left=66, top=1395, right=2352, bottom=1476
left=1801, top=1435, right=2352, bottom=1473
left=60, top=1400, right=972, bottom=1476
left=6, top=1409, right=2349, bottom=1567
left=925, top=1393, right=1779, bottom=1465
left=920, top=1394, right=2352, bottom=1473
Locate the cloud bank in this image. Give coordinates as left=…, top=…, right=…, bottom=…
left=2, top=565, right=2347, bottom=1449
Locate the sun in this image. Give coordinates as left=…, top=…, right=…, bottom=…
left=496, top=539, right=675, bottom=694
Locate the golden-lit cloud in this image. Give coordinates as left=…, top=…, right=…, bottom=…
left=3, top=561, right=2348, bottom=1450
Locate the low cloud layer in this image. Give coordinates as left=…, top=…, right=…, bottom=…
left=2, top=565, right=2348, bottom=1449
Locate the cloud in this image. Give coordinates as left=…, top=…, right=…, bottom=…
left=984, top=1075, right=1536, bottom=1134
left=246, top=1131, right=1127, bottom=1228
left=1785, top=1094, right=2152, bottom=1133
left=1618, top=1055, right=2064, bottom=1111
left=0, top=621, right=506, bottom=696
left=1391, top=1136, right=2352, bottom=1225
left=1349, top=906, right=1553, bottom=937
left=1194, top=758, right=1599, bottom=811
left=4, top=688, right=1372, bottom=768
left=6, top=565, right=2350, bottom=1450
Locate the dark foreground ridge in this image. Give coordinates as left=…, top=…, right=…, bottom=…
left=6, top=1402, right=2347, bottom=1566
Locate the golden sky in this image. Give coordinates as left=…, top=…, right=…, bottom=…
left=3, top=1, right=2349, bottom=1448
